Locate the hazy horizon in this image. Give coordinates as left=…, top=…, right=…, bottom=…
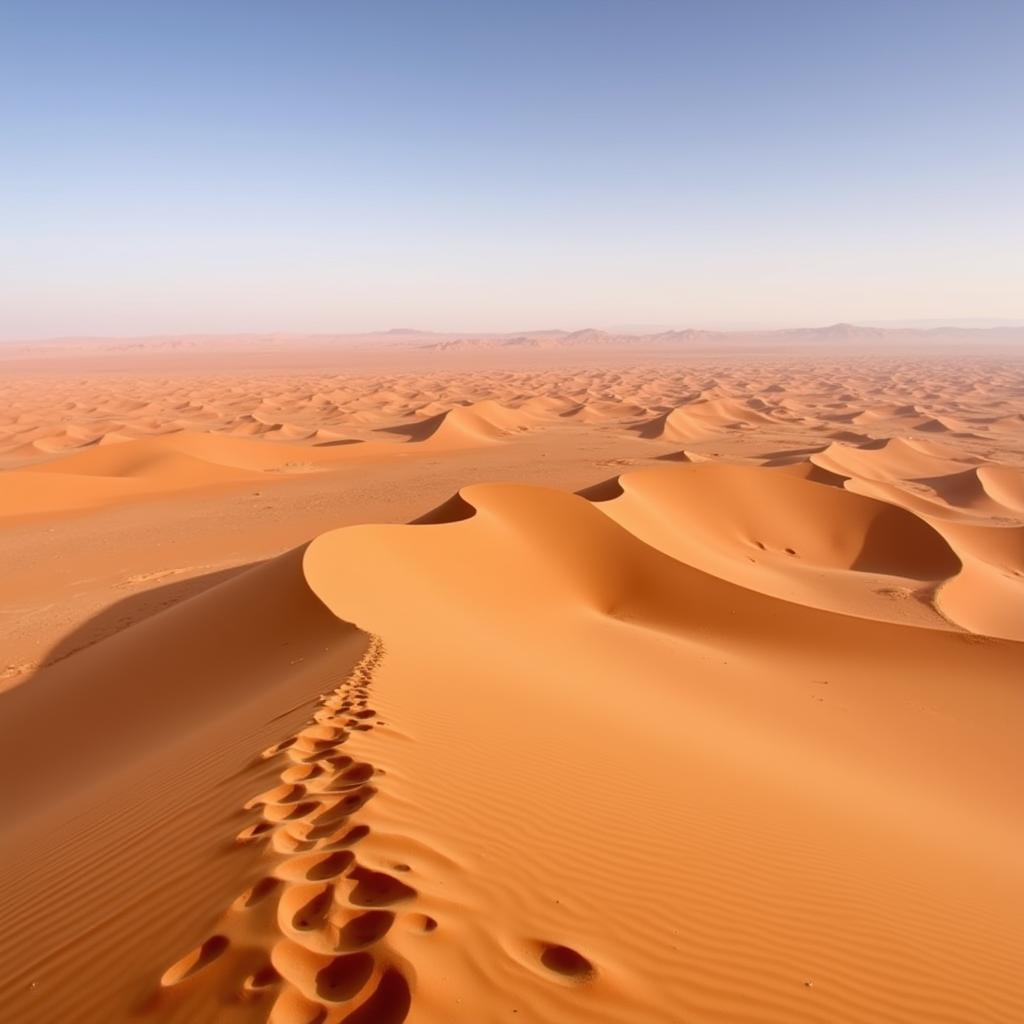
left=3, top=1, right=1022, bottom=337
left=6, top=317, right=1024, bottom=347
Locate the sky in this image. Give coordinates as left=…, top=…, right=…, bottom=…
left=2, top=0, right=1022, bottom=337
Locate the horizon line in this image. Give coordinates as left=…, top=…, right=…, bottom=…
left=5, top=318, right=1024, bottom=345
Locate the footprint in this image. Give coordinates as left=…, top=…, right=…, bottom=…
left=247, top=783, right=306, bottom=809
left=233, top=876, right=282, bottom=910
left=336, top=910, right=395, bottom=949
left=405, top=913, right=437, bottom=934
left=299, top=724, right=348, bottom=744
left=319, top=754, right=354, bottom=771
left=317, top=762, right=374, bottom=792
left=271, top=828, right=318, bottom=855
left=262, top=737, right=298, bottom=760
left=346, top=867, right=417, bottom=908
left=322, top=824, right=371, bottom=850
left=307, top=788, right=376, bottom=831
left=264, top=799, right=322, bottom=823
left=281, top=764, right=323, bottom=784
left=316, top=952, right=375, bottom=1002
left=539, top=943, right=594, bottom=980
left=269, top=986, right=327, bottom=1024
left=160, top=935, right=229, bottom=986
left=236, top=821, right=274, bottom=842
left=272, top=941, right=374, bottom=1005
left=277, top=850, right=355, bottom=883
left=283, top=882, right=334, bottom=932
left=158, top=638, right=410, bottom=1016
left=242, top=963, right=281, bottom=994
left=339, top=968, right=411, bottom=1024
left=339, top=762, right=375, bottom=785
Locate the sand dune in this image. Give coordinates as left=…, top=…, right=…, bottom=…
left=0, top=547, right=367, bottom=1022
left=637, top=397, right=774, bottom=443
left=594, top=463, right=960, bottom=626
left=979, top=464, right=1024, bottom=511
left=931, top=518, right=1024, bottom=640
left=296, top=481, right=1024, bottom=1023
left=383, top=400, right=536, bottom=447
left=30, top=431, right=344, bottom=476
left=811, top=436, right=979, bottom=482
left=0, top=433, right=350, bottom=517
left=2, top=342, right=1024, bottom=1023
left=911, top=466, right=1018, bottom=516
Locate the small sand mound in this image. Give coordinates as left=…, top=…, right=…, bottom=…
left=385, top=400, right=535, bottom=447
left=811, top=436, right=976, bottom=482
left=636, top=398, right=772, bottom=442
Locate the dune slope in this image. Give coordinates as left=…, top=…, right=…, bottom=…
left=593, top=462, right=961, bottom=627
left=120, top=477, right=1024, bottom=1023
left=293, top=481, right=1024, bottom=1024
left=0, top=549, right=366, bottom=1023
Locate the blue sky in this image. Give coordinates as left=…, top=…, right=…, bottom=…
left=2, top=1, right=1022, bottom=336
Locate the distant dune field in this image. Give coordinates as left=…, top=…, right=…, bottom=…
left=1, top=334, right=1023, bottom=1023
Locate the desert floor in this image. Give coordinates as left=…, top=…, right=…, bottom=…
left=1, top=340, right=1023, bottom=1023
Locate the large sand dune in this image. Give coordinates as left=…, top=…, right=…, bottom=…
left=1, top=338, right=1023, bottom=1023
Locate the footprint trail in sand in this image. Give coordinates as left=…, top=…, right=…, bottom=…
left=152, top=638, right=419, bottom=1024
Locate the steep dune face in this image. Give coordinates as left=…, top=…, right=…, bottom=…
left=384, top=400, right=535, bottom=447
left=594, top=463, right=960, bottom=626
left=636, top=397, right=773, bottom=442
left=605, top=463, right=957, bottom=577
left=839, top=472, right=1024, bottom=641
left=0, top=549, right=366, bottom=1023
left=978, top=464, right=1024, bottom=512
left=812, top=437, right=977, bottom=482
left=930, top=520, right=1024, bottom=641
left=911, top=466, right=1015, bottom=515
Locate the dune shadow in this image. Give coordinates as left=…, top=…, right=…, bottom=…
left=24, top=565, right=251, bottom=673
left=758, top=445, right=828, bottom=463
left=576, top=476, right=625, bottom=502
left=409, top=492, right=476, bottom=525
left=850, top=506, right=962, bottom=580
left=374, top=415, right=444, bottom=442
left=633, top=413, right=671, bottom=439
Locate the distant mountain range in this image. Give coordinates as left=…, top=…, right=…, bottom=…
left=417, top=323, right=1024, bottom=352
left=5, top=322, right=1023, bottom=355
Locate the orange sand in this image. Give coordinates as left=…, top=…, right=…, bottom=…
left=1, top=332, right=1023, bottom=1023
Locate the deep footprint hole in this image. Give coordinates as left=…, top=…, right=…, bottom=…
left=338, top=910, right=395, bottom=949
left=293, top=884, right=334, bottom=930
left=347, top=867, right=417, bottom=907
left=540, top=943, right=594, bottom=980
left=161, top=935, right=229, bottom=986
left=307, top=850, right=355, bottom=881
left=316, top=951, right=375, bottom=1003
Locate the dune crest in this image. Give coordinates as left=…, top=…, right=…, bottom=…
left=295, top=478, right=1024, bottom=1022
left=382, top=399, right=536, bottom=447
left=594, top=462, right=961, bottom=627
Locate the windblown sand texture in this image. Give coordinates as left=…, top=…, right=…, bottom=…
left=1, top=334, right=1023, bottom=1023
